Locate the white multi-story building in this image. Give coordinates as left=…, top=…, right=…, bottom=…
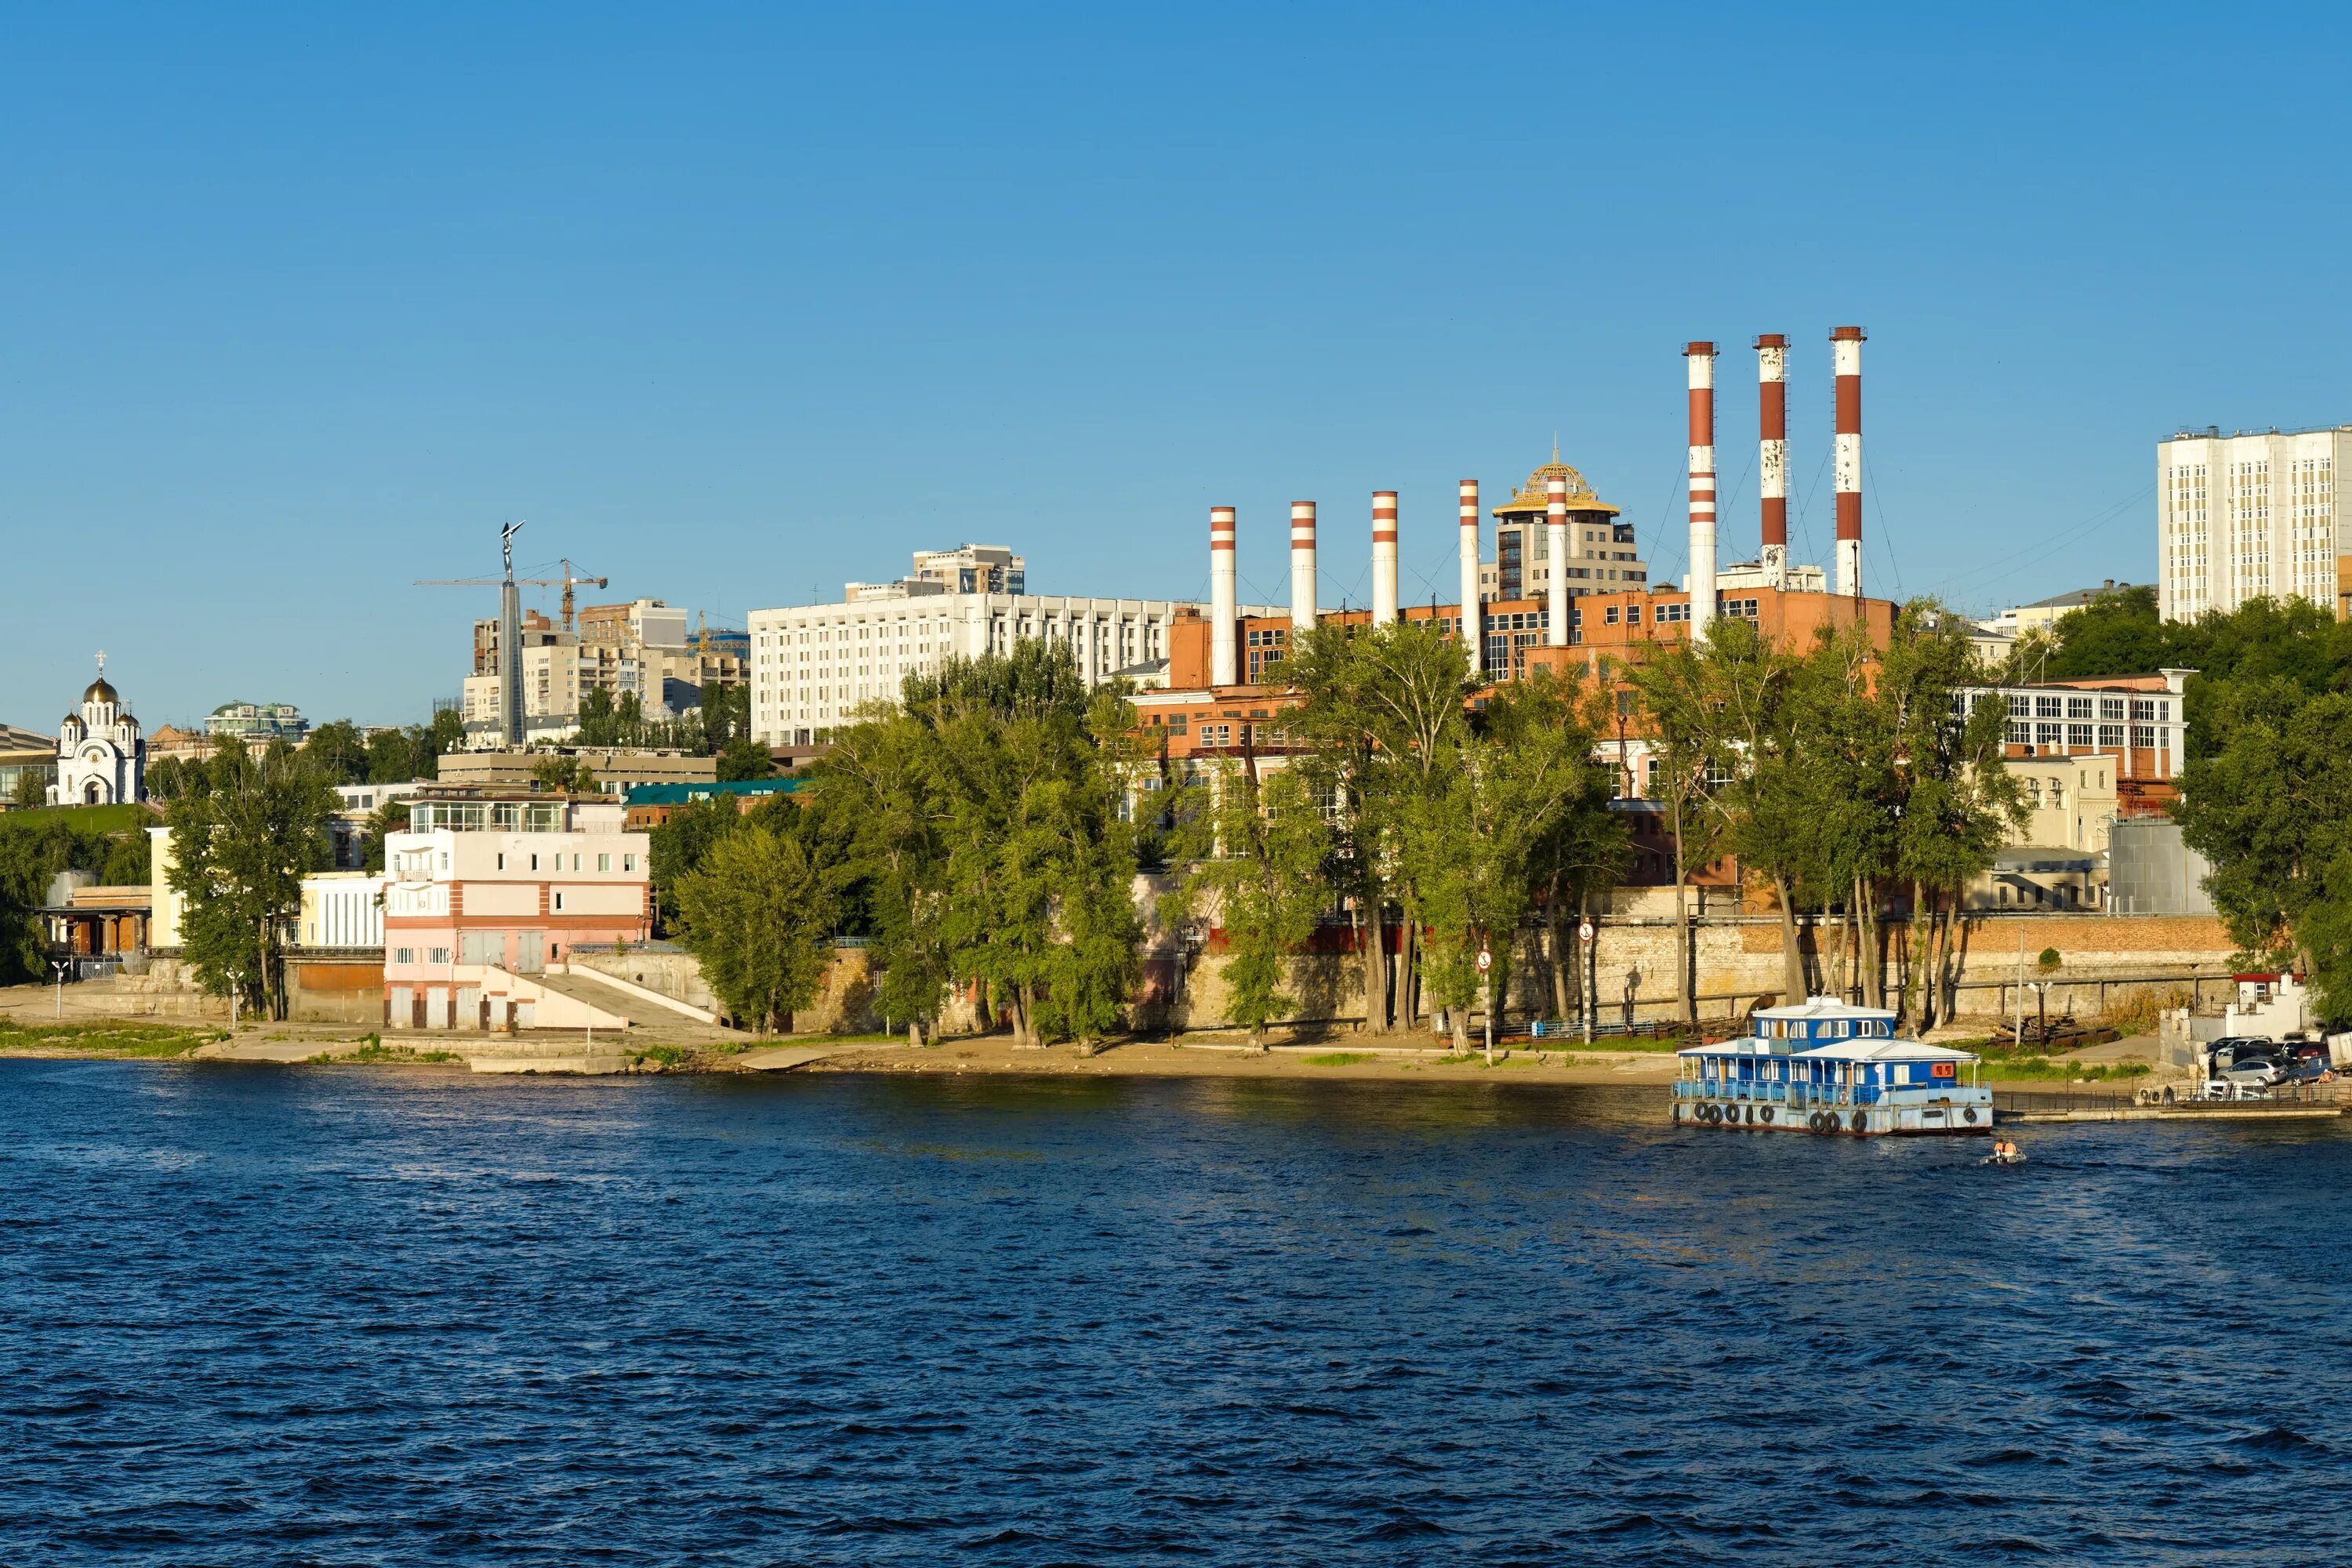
left=381, top=788, right=650, bottom=1030
left=747, top=593, right=1279, bottom=743
left=2159, top=425, right=2352, bottom=622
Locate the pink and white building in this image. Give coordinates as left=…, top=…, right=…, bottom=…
left=382, top=789, right=651, bottom=1030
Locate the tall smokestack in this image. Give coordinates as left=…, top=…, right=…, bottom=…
left=1755, top=334, right=1788, bottom=590
left=1832, top=325, right=1865, bottom=599
left=1290, top=501, right=1317, bottom=632
left=1545, top=474, right=1570, bottom=647
left=1458, top=480, right=1482, bottom=676
left=1210, top=506, right=1238, bottom=687
left=1371, top=491, right=1399, bottom=626
left=1685, top=341, right=1718, bottom=636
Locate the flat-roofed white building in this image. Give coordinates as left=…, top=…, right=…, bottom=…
left=746, top=593, right=1279, bottom=743
left=2159, top=425, right=2352, bottom=622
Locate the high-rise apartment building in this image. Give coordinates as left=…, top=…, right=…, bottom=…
left=2158, top=425, right=2352, bottom=621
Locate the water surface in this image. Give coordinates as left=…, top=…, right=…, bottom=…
left=3, top=1060, right=2347, bottom=1564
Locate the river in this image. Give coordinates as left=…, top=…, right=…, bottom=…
left=3, top=1059, right=2347, bottom=1564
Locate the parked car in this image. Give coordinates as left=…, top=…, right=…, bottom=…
left=2202, top=1078, right=2272, bottom=1102
left=2209, top=1036, right=2274, bottom=1070
left=2225, top=1058, right=2283, bottom=1087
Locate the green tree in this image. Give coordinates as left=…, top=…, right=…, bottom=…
left=1278, top=619, right=1474, bottom=1034
left=2176, top=681, right=2352, bottom=1017
left=648, top=795, right=746, bottom=932
left=1630, top=640, right=1733, bottom=1022
left=164, top=739, right=336, bottom=1018
left=715, top=733, right=775, bottom=782
left=836, top=639, right=1144, bottom=1049
left=1881, top=604, right=2025, bottom=1026
left=10, top=768, right=48, bottom=808
left=809, top=711, right=951, bottom=1039
left=1165, top=760, right=1332, bottom=1048
left=144, top=756, right=195, bottom=801
left=303, top=719, right=372, bottom=785
left=671, top=825, right=837, bottom=1031
left=530, top=754, right=601, bottom=793
left=1486, top=669, right=1629, bottom=1027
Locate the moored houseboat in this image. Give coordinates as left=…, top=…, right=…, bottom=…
left=1672, top=998, right=1992, bottom=1136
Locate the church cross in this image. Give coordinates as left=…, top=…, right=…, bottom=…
left=95, top=649, right=106, bottom=677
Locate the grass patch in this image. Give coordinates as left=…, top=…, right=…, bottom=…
left=0, top=1018, right=222, bottom=1057
left=314, top=1039, right=462, bottom=1065
left=632, top=1044, right=691, bottom=1069
left=1301, top=1051, right=1377, bottom=1066
left=1980, top=1055, right=2151, bottom=1082
left=0, top=802, right=154, bottom=833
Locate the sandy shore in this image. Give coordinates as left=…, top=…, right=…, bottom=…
left=798, top=1035, right=1684, bottom=1085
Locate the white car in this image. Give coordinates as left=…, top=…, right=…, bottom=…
left=2201, top=1077, right=2270, bottom=1102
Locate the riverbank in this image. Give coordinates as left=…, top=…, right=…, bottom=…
left=0, top=1014, right=1692, bottom=1083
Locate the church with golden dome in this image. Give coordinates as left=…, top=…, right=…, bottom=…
left=50, top=655, right=145, bottom=807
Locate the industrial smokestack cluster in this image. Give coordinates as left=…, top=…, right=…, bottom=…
left=1190, top=323, right=1867, bottom=690
left=1686, top=325, right=1867, bottom=625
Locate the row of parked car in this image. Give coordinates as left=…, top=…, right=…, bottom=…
left=2199, top=1036, right=2339, bottom=1099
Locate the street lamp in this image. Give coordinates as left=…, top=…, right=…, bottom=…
left=52, top=959, right=68, bottom=1020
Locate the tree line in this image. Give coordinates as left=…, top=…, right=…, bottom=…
left=656, top=601, right=2024, bottom=1044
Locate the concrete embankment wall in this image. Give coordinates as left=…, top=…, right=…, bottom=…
left=1164, top=913, right=2239, bottom=1033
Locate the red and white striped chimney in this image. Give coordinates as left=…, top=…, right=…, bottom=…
left=1371, top=491, right=1399, bottom=626
left=1832, top=325, right=1865, bottom=599
left=1457, top=480, right=1482, bottom=675
left=1545, top=473, right=1570, bottom=646
left=1290, top=501, right=1317, bottom=631
left=1755, top=334, right=1788, bottom=590
left=1210, top=506, right=1238, bottom=687
left=1685, top=341, right=1718, bottom=635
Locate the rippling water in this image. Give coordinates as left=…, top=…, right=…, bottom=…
left=5, top=1060, right=2350, bottom=1564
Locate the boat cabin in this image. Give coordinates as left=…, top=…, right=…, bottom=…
left=1672, top=997, right=1989, bottom=1132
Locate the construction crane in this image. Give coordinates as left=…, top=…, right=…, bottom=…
left=413, top=557, right=608, bottom=631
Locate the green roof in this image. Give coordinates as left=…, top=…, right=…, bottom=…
left=623, top=779, right=804, bottom=807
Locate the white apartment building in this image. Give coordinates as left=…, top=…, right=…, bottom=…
left=2159, top=425, right=2352, bottom=621
left=747, top=593, right=1280, bottom=743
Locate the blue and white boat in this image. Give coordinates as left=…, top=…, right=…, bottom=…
left=1671, top=997, right=1993, bottom=1137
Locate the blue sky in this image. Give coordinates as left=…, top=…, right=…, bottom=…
left=6, top=2, right=2350, bottom=727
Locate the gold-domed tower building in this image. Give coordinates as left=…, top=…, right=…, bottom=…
left=1479, top=449, right=1648, bottom=604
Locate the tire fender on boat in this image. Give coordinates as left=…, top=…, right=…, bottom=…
left=1849, top=1110, right=1869, bottom=1134
left=1760, top=1106, right=1775, bottom=1124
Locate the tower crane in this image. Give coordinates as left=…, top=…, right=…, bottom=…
left=413, top=557, right=608, bottom=631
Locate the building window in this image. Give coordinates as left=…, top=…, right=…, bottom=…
left=554, top=892, right=564, bottom=911
left=597, top=853, right=611, bottom=872
left=623, top=855, right=636, bottom=873
left=2131, top=725, right=2155, bottom=749
left=428, top=947, right=451, bottom=964
left=394, top=947, right=415, bottom=965
left=2036, top=723, right=2062, bottom=746
left=2035, top=695, right=2063, bottom=719
left=530, top=854, right=539, bottom=871
left=2067, top=724, right=2093, bottom=747
left=495, top=853, right=505, bottom=870
left=2098, top=724, right=2124, bottom=747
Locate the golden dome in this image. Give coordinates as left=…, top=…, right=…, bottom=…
left=1494, top=452, right=1620, bottom=518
